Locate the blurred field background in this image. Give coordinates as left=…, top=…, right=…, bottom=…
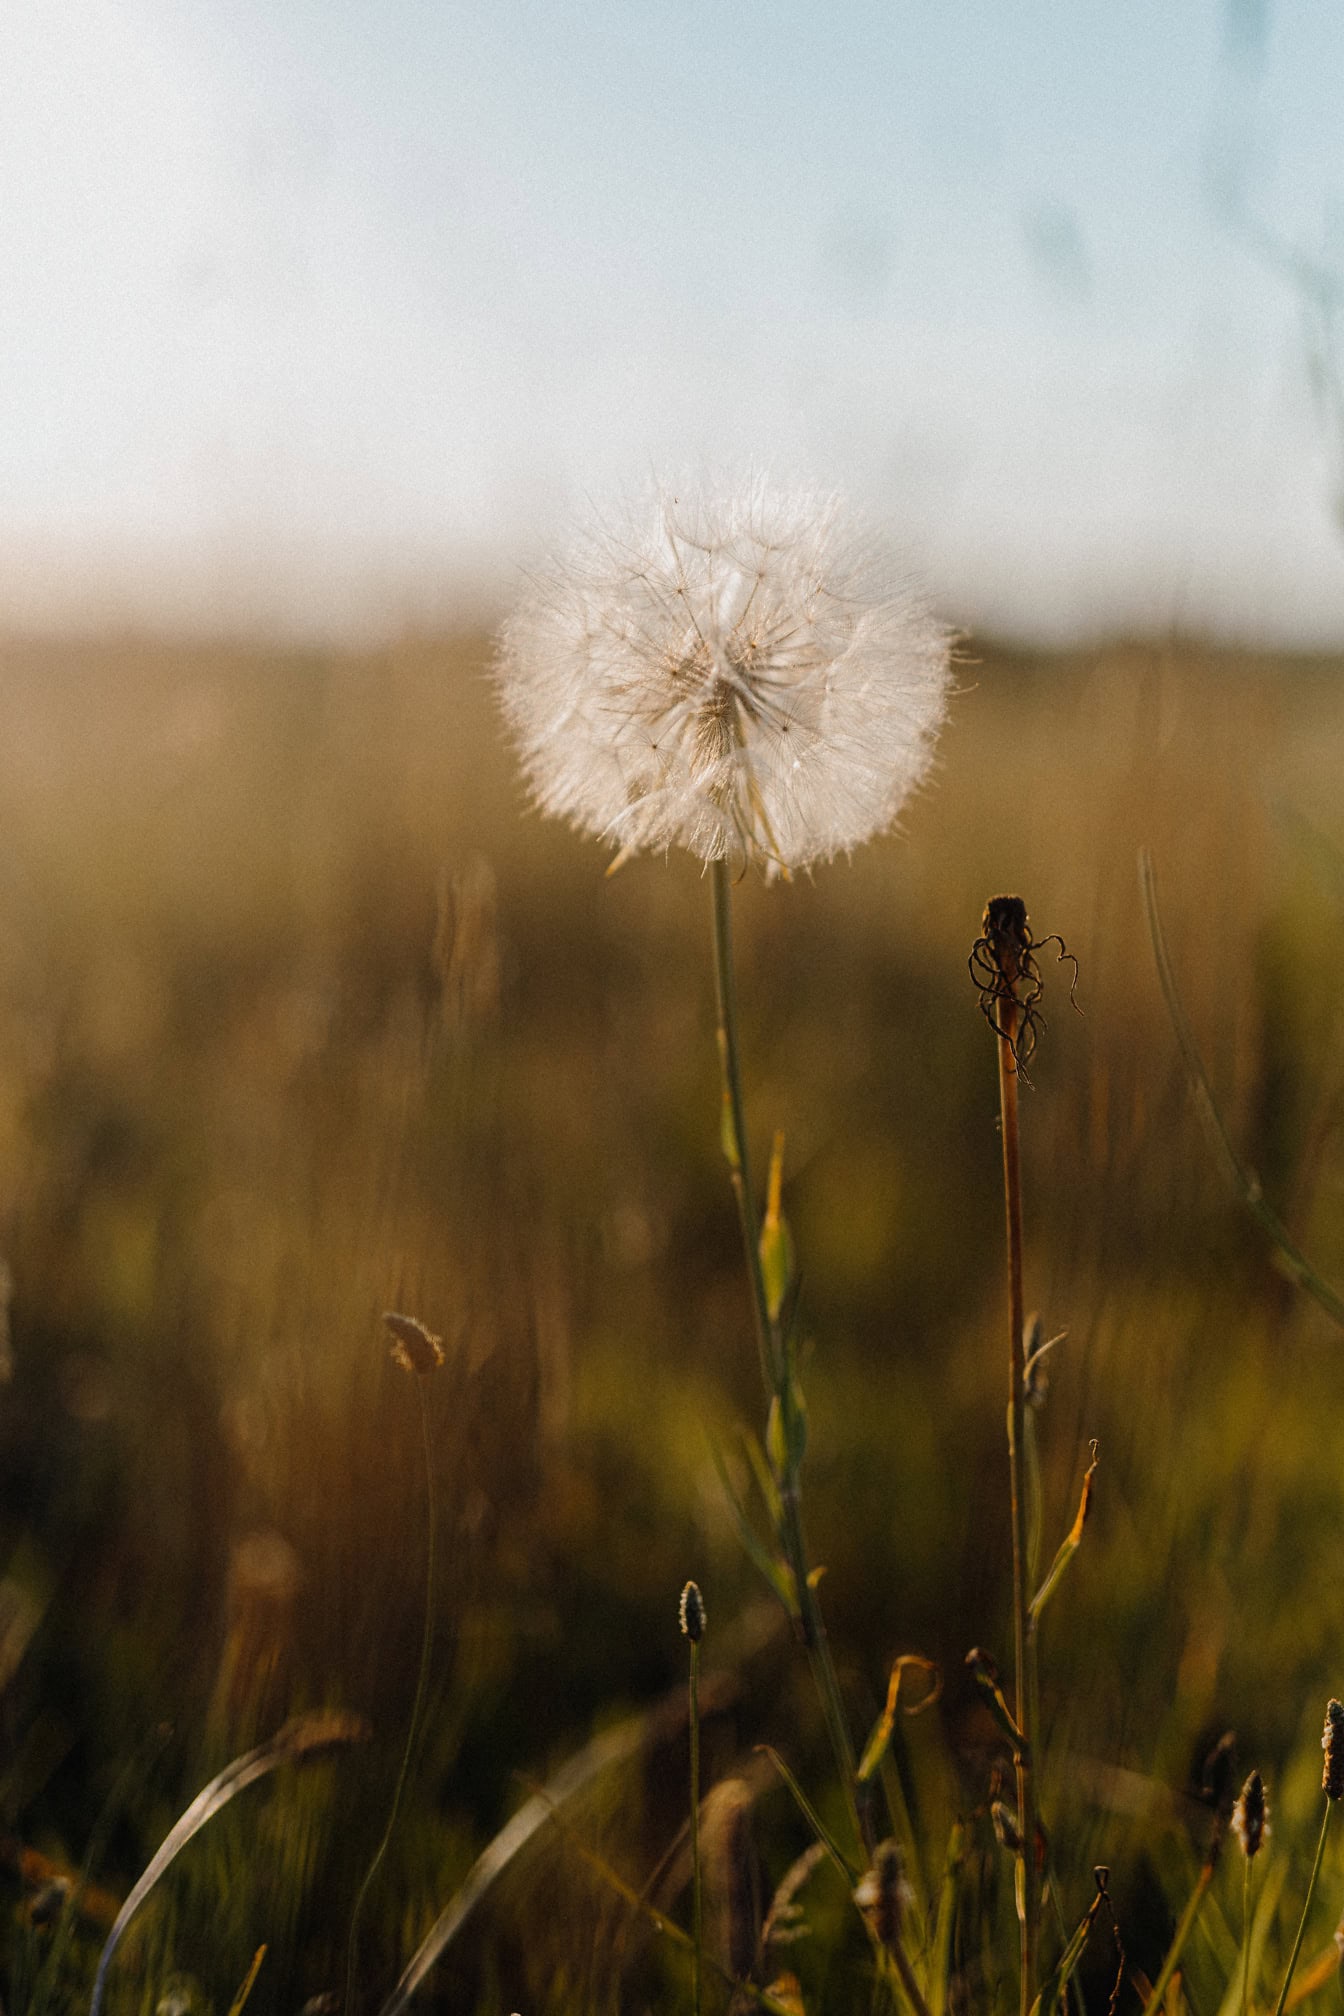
left=0, top=628, right=1342, bottom=2009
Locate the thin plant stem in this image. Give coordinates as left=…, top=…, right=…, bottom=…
left=710, top=857, right=780, bottom=1397
left=689, top=1637, right=703, bottom=2016
left=346, top=1380, right=438, bottom=2014
left=1242, top=1855, right=1252, bottom=2016
left=1273, top=1800, right=1334, bottom=2016
left=995, top=993, right=1038, bottom=2016
left=709, top=859, right=862, bottom=1852
left=1142, top=1859, right=1214, bottom=2014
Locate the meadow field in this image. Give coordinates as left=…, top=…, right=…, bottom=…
left=1, top=629, right=1343, bottom=2014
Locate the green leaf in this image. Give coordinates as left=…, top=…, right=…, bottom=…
left=759, top=1131, right=795, bottom=1322
left=708, top=1438, right=798, bottom=1616
left=720, top=1089, right=742, bottom=1172
left=856, top=1656, right=942, bottom=1785
left=91, top=1714, right=368, bottom=2016
left=1030, top=1886, right=1103, bottom=2016
left=1028, top=1442, right=1099, bottom=1626
left=755, top=1744, right=861, bottom=1885
left=928, top=1822, right=966, bottom=2016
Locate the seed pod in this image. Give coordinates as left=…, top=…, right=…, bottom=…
left=1324, top=1701, right=1344, bottom=1800
left=1232, top=1771, right=1269, bottom=1859
left=680, top=1580, right=706, bottom=1644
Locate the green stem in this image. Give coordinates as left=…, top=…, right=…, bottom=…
left=346, top=1380, right=438, bottom=2014
left=689, top=1639, right=703, bottom=2016
left=1143, top=1858, right=1214, bottom=2013
left=1273, top=1800, right=1334, bottom=2016
left=995, top=1005, right=1037, bottom=2016
left=1241, top=1855, right=1252, bottom=2016
left=710, top=857, right=779, bottom=1397
left=708, top=859, right=862, bottom=1852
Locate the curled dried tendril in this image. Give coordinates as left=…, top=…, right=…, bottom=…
left=969, top=894, right=1079, bottom=1080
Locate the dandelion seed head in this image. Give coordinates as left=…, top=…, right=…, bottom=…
left=496, top=479, right=953, bottom=875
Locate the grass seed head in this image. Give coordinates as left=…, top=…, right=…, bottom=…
left=679, top=1579, right=706, bottom=1643
left=1324, top=1700, right=1344, bottom=1800
left=1232, top=1770, right=1269, bottom=1859
left=382, top=1311, right=446, bottom=1377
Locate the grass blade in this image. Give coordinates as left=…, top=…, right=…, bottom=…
left=377, top=1661, right=754, bottom=2016
left=89, top=1712, right=367, bottom=2016
left=1140, top=849, right=1344, bottom=1329
left=1028, top=1443, right=1099, bottom=1626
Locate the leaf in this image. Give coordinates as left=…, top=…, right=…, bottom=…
left=1030, top=1884, right=1105, bottom=2016
left=755, top=1744, right=860, bottom=1885
left=759, top=1132, right=796, bottom=1323
left=375, top=1652, right=754, bottom=2016
left=225, top=1947, right=267, bottom=2016
left=928, top=1822, right=966, bottom=2016
left=1140, top=849, right=1344, bottom=1330
left=90, top=1713, right=368, bottom=2016
left=708, top=1438, right=797, bottom=1615
left=1029, top=1442, right=1100, bottom=1626
left=857, top=1656, right=942, bottom=1785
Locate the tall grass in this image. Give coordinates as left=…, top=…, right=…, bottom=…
left=0, top=633, right=1341, bottom=2006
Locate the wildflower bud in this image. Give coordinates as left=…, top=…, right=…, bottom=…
left=1232, top=1771, right=1269, bottom=1860
left=382, top=1311, right=445, bottom=1377
left=1323, top=1700, right=1344, bottom=1800
left=679, top=1580, right=706, bottom=1643
left=854, top=1839, right=910, bottom=1953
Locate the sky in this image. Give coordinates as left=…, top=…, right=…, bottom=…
left=2, top=0, right=1342, bottom=643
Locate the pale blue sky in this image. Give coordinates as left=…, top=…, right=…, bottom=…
left=2, top=0, right=1341, bottom=639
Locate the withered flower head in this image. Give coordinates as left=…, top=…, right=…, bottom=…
left=1232, top=1770, right=1269, bottom=1859
left=969, top=894, right=1079, bottom=1076
left=854, top=1839, right=911, bottom=1952
left=1323, top=1700, right=1344, bottom=1800
left=679, top=1580, right=706, bottom=1643
left=382, top=1311, right=445, bottom=1378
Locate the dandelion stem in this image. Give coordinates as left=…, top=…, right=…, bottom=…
left=709, top=859, right=861, bottom=1852
left=994, top=981, right=1038, bottom=2016
left=689, top=1636, right=703, bottom=2016
left=710, top=857, right=779, bottom=1397
left=1272, top=1799, right=1333, bottom=2016
left=346, top=1379, right=438, bottom=2014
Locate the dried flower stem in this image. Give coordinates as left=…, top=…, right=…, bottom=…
left=346, top=1380, right=437, bottom=2014
left=1272, top=1801, right=1334, bottom=2016
left=993, top=961, right=1038, bottom=2016
left=709, top=859, right=861, bottom=1849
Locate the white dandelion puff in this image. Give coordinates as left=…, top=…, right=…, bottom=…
left=495, top=479, right=953, bottom=875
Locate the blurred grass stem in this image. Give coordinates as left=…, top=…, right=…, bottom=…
left=346, top=1379, right=437, bottom=2013
left=1272, top=1800, right=1333, bottom=2016
left=689, top=1636, right=703, bottom=2016
left=709, top=859, right=861, bottom=1849
left=994, top=982, right=1038, bottom=2014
